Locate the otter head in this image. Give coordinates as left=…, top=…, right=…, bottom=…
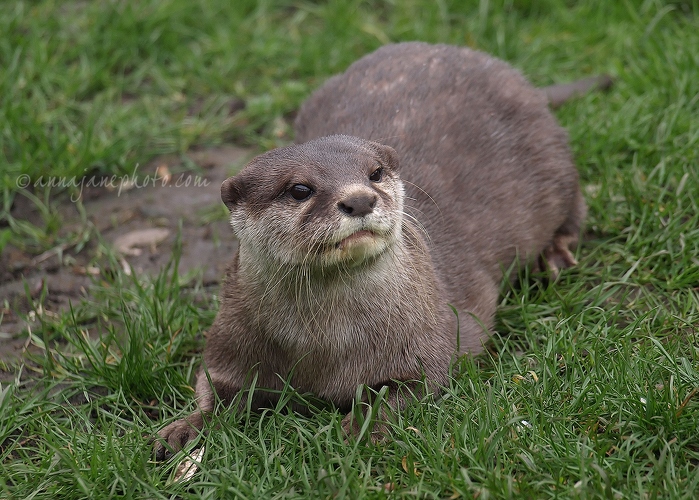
left=221, top=135, right=404, bottom=271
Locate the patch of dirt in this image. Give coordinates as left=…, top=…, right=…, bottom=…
left=0, top=145, right=254, bottom=367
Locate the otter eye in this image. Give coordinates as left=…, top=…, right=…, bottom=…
left=289, top=184, right=313, bottom=201
left=369, top=167, right=383, bottom=183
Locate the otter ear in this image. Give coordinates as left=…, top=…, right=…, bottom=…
left=370, top=142, right=400, bottom=172
left=221, top=175, right=246, bottom=210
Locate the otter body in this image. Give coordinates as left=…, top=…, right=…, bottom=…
left=156, top=42, right=586, bottom=457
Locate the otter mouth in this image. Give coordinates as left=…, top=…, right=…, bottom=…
left=335, top=230, right=376, bottom=249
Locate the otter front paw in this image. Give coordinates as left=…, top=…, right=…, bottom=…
left=341, top=411, right=389, bottom=443
left=154, top=413, right=204, bottom=461
left=341, top=411, right=361, bottom=437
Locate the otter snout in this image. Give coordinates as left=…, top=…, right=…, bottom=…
left=337, top=191, right=378, bottom=217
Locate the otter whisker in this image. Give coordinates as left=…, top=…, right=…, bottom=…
left=401, top=179, right=442, bottom=217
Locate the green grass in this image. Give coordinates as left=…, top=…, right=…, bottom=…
left=2, top=0, right=699, bottom=498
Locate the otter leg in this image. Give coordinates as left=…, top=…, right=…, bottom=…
left=539, top=189, right=586, bottom=279
left=154, top=371, right=241, bottom=461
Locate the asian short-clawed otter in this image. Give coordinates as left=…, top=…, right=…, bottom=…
left=155, top=42, right=595, bottom=459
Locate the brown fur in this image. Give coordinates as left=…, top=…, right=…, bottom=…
left=155, top=42, right=587, bottom=459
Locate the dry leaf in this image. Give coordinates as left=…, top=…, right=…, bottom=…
left=113, top=228, right=170, bottom=256
left=170, top=447, right=205, bottom=484
left=401, top=456, right=420, bottom=476
left=156, top=164, right=172, bottom=184
left=73, top=265, right=100, bottom=276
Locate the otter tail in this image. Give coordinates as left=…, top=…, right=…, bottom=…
left=543, top=75, right=613, bottom=108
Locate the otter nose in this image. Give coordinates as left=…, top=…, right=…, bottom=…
left=337, top=192, right=378, bottom=217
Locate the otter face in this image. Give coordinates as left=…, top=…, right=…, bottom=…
left=221, top=135, right=405, bottom=270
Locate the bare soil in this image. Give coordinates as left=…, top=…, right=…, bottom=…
left=0, top=145, right=253, bottom=367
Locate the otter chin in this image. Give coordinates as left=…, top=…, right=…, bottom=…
left=337, top=229, right=375, bottom=248
left=332, top=229, right=390, bottom=264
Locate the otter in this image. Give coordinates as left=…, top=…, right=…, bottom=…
left=155, top=42, right=596, bottom=459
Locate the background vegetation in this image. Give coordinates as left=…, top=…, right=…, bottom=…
left=1, top=0, right=698, bottom=498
